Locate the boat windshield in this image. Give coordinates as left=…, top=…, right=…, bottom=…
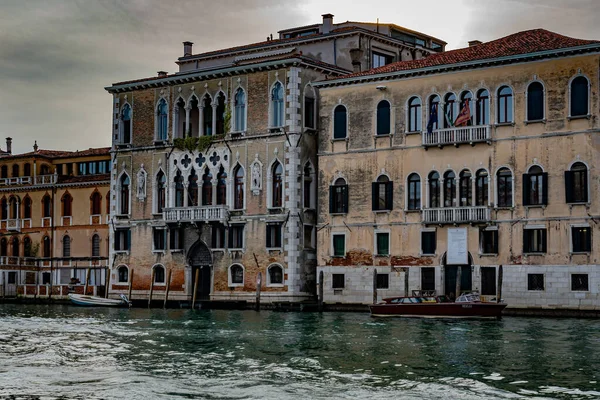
left=456, top=293, right=481, bottom=303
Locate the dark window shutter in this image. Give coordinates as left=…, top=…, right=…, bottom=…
left=386, top=181, right=394, bottom=211
left=522, top=174, right=531, bottom=206
left=541, top=173, right=549, bottom=205
left=127, top=230, right=131, bottom=250
left=372, top=183, right=378, bottom=211
left=342, top=185, right=349, bottom=213
left=542, top=229, right=547, bottom=252
left=564, top=171, right=574, bottom=203
left=329, top=186, right=334, bottom=213
left=586, top=228, right=592, bottom=251
left=523, top=229, right=529, bottom=253
left=582, top=171, right=589, bottom=202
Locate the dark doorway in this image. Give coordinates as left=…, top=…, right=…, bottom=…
left=192, top=266, right=212, bottom=300
left=188, top=240, right=213, bottom=300
left=443, top=252, right=472, bottom=299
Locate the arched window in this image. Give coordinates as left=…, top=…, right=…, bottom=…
left=215, top=92, right=226, bottom=135
left=476, top=89, right=489, bottom=125
left=496, top=168, right=513, bottom=207
left=217, top=166, right=227, bottom=205
left=475, top=169, right=489, bottom=206
left=153, top=265, right=165, bottom=284
left=443, top=93, right=457, bottom=128
left=229, top=264, right=244, bottom=285
left=42, top=195, right=52, bottom=218
left=0, top=238, right=6, bottom=257
left=0, top=166, right=7, bottom=179
left=459, top=170, right=472, bottom=206
left=23, top=237, right=32, bottom=257
left=175, top=98, right=186, bottom=139
left=234, top=88, right=246, bottom=132
left=233, top=165, right=244, bottom=210
left=23, top=196, right=32, bottom=219
left=121, top=104, right=132, bottom=144
left=9, top=197, right=18, bottom=219
left=428, top=95, right=441, bottom=131
left=497, top=86, right=513, bottom=124
left=40, top=164, right=50, bottom=175
left=157, top=99, right=168, bottom=141
left=188, top=96, right=199, bottom=137
left=271, top=161, right=283, bottom=208
left=188, top=168, right=199, bottom=206
left=372, top=175, right=393, bottom=211
left=443, top=171, right=456, bottom=207
left=570, top=76, right=589, bottom=117
left=407, top=173, right=421, bottom=210
left=407, top=97, right=421, bottom=132
left=268, top=264, right=283, bottom=285
left=119, top=174, right=130, bottom=215
left=24, top=163, right=31, bottom=177
left=329, top=177, right=348, bottom=214
left=92, top=234, right=100, bottom=257
left=62, top=193, right=73, bottom=217
left=333, top=105, right=347, bottom=139
left=175, top=170, right=184, bottom=207
left=202, top=94, right=213, bottom=136
left=12, top=237, right=19, bottom=257
left=202, top=167, right=213, bottom=206
left=1, top=198, right=7, bottom=220
left=303, top=163, right=313, bottom=209
left=527, top=82, right=544, bottom=121
left=524, top=165, right=547, bottom=206
left=271, top=82, right=284, bottom=127
left=42, top=236, right=51, bottom=258
left=304, top=86, right=316, bottom=129
left=428, top=172, right=440, bottom=208
left=91, top=191, right=101, bottom=215
left=459, top=91, right=473, bottom=126
left=156, top=171, right=166, bottom=213
left=12, top=164, right=19, bottom=178
left=117, top=265, right=129, bottom=283
left=566, top=162, right=588, bottom=203
left=63, top=235, right=71, bottom=257
left=376, top=101, right=391, bottom=135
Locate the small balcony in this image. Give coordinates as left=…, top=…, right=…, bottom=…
left=423, top=206, right=490, bottom=225
left=0, top=174, right=56, bottom=187
left=6, top=219, right=20, bottom=232
left=163, top=206, right=228, bottom=223
left=422, top=125, right=491, bottom=148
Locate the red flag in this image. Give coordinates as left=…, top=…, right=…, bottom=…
left=454, top=101, right=471, bottom=127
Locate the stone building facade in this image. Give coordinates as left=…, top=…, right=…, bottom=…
left=105, top=14, right=444, bottom=303
left=0, top=139, right=110, bottom=297
left=314, top=29, right=600, bottom=310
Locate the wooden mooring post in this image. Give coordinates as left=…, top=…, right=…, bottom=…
left=163, top=269, right=172, bottom=309
left=84, top=268, right=91, bottom=296
left=128, top=269, right=134, bottom=303
left=497, top=265, right=503, bottom=303
left=148, top=268, right=155, bottom=308
left=255, top=272, right=262, bottom=311
left=372, top=268, right=378, bottom=304
left=318, top=271, right=324, bottom=312
left=455, top=266, right=462, bottom=301
left=404, top=267, right=409, bottom=297
left=191, top=268, right=200, bottom=309
left=104, top=267, right=110, bottom=299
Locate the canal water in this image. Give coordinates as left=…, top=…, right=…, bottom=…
left=1, top=305, right=599, bottom=400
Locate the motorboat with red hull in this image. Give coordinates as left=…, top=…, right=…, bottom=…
left=369, top=293, right=507, bottom=318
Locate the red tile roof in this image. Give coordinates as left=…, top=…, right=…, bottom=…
left=342, top=29, right=599, bottom=79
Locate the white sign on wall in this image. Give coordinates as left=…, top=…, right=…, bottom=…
left=447, top=228, right=468, bottom=265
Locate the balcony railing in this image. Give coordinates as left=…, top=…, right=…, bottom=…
left=0, top=256, right=38, bottom=267
left=423, top=206, right=490, bottom=224
left=0, top=174, right=56, bottom=186
left=163, top=206, right=228, bottom=223
left=6, top=219, right=20, bottom=231
left=422, top=125, right=491, bottom=147
left=35, top=174, right=57, bottom=185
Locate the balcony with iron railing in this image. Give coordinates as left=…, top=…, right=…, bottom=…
left=163, top=206, right=228, bottom=223
left=0, top=174, right=57, bottom=186
left=422, top=206, right=491, bottom=225
left=422, top=125, right=491, bottom=148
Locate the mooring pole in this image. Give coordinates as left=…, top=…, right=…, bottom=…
left=104, top=267, right=110, bottom=299
left=372, top=268, right=378, bottom=304
left=497, top=265, right=503, bottom=303
left=148, top=268, right=155, bottom=308
left=2, top=271, right=5, bottom=299
left=404, top=267, right=409, bottom=297
left=84, top=268, right=90, bottom=296
left=191, top=268, right=200, bottom=310
left=455, top=266, right=462, bottom=301
left=164, top=269, right=172, bottom=309
left=128, top=269, right=134, bottom=304
left=255, top=272, right=262, bottom=311
left=318, top=270, right=324, bottom=312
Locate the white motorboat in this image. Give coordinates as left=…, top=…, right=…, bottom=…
left=68, top=293, right=130, bottom=307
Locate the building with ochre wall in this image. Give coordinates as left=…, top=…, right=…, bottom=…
left=314, top=29, right=600, bottom=310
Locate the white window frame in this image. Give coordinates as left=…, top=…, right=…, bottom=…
left=266, top=222, right=283, bottom=250
left=232, top=87, right=247, bottom=133
left=494, top=166, right=515, bottom=209
left=155, top=97, right=169, bottom=142
left=152, top=227, right=167, bottom=253
left=569, top=223, right=591, bottom=254
left=152, top=264, right=166, bottom=284
left=494, top=84, right=515, bottom=125
left=567, top=73, right=591, bottom=119
left=374, top=229, right=391, bottom=257
left=405, top=172, right=422, bottom=211
left=405, top=96, right=422, bottom=134
left=332, top=103, right=349, bottom=140
left=331, top=232, right=346, bottom=257
left=116, top=264, right=130, bottom=284
left=420, top=228, right=436, bottom=256
left=479, top=225, right=498, bottom=256
left=228, top=263, right=245, bottom=287
left=524, top=78, right=546, bottom=123
left=119, top=102, right=132, bottom=145
left=266, top=157, right=284, bottom=210
left=116, top=171, right=131, bottom=217
left=266, top=263, right=285, bottom=287
left=269, top=80, right=286, bottom=129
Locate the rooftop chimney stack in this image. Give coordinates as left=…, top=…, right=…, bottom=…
left=157, top=71, right=168, bottom=78
left=468, top=40, right=482, bottom=47
left=322, top=13, right=334, bottom=34
left=6, top=137, right=12, bottom=155
left=183, top=41, right=194, bottom=57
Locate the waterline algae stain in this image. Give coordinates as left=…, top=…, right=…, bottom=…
left=1, top=305, right=599, bottom=399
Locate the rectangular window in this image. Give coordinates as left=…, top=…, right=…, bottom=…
left=372, top=52, right=393, bottom=68
left=329, top=184, right=349, bottom=214
left=78, top=162, right=87, bottom=175
left=66, top=164, right=74, bottom=176
left=421, top=231, right=436, bottom=255
left=88, top=162, right=97, bottom=175
left=212, top=224, right=226, bottom=249
left=42, top=272, right=51, bottom=285
left=376, top=273, right=389, bottom=289
left=522, top=172, right=548, bottom=206
left=527, top=273, right=544, bottom=291
left=332, top=234, right=345, bottom=257
left=523, top=228, right=547, bottom=253
left=421, top=267, right=435, bottom=291
left=229, top=224, right=244, bottom=249
left=480, top=267, right=496, bottom=296
left=571, top=274, right=589, bottom=291
left=169, top=227, right=183, bottom=250
left=375, top=232, right=390, bottom=256
left=7, top=271, right=17, bottom=284
left=114, top=229, right=131, bottom=251
left=153, top=228, right=166, bottom=251
left=304, top=225, right=314, bottom=250
left=572, top=226, right=591, bottom=253
left=266, top=223, right=282, bottom=249
left=332, top=273, right=345, bottom=289
left=56, top=164, right=63, bottom=176
left=480, top=229, right=498, bottom=254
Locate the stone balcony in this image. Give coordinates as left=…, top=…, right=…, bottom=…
left=423, top=206, right=490, bottom=225
left=422, top=125, right=491, bottom=148
left=6, top=219, right=20, bottom=232
left=0, top=174, right=57, bottom=187
left=163, top=206, right=228, bottom=223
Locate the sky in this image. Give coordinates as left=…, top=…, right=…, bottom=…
left=1, top=0, right=599, bottom=154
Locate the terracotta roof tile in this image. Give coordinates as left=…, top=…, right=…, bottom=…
left=343, top=29, right=599, bottom=79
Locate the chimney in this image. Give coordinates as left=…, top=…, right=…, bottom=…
left=157, top=71, right=168, bottom=78
left=322, top=13, right=334, bottom=34
left=349, top=48, right=364, bottom=73
left=5, top=137, right=12, bottom=155
left=468, top=40, right=482, bottom=47
left=183, top=41, right=194, bottom=57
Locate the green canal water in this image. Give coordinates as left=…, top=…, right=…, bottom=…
left=1, top=305, right=599, bottom=399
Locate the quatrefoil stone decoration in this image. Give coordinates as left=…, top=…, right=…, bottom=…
left=210, top=152, right=220, bottom=166
left=181, top=154, right=192, bottom=168
left=195, top=153, right=206, bottom=167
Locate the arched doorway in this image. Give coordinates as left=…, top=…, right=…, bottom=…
left=442, top=252, right=473, bottom=299
left=188, top=240, right=212, bottom=300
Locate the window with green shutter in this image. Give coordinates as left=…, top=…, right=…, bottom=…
left=333, top=234, right=345, bottom=257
